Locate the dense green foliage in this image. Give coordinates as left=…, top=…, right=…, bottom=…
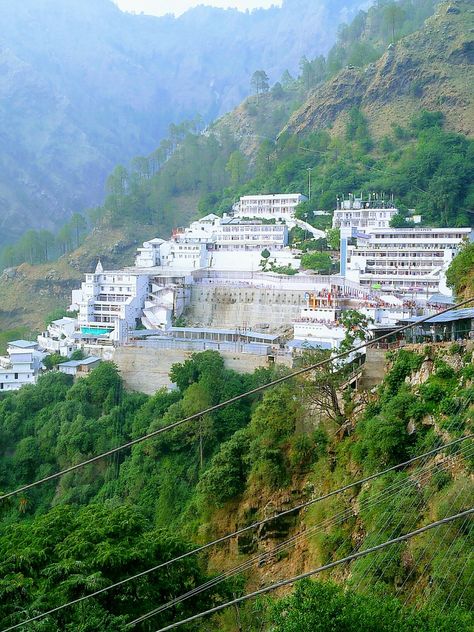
left=0, top=504, right=222, bottom=631
left=83, top=107, right=473, bottom=239
left=446, top=241, right=474, bottom=297
left=0, top=343, right=473, bottom=628
left=268, top=580, right=472, bottom=631
left=0, top=214, right=88, bottom=269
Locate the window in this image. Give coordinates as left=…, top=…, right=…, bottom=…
left=14, top=373, right=18, bottom=380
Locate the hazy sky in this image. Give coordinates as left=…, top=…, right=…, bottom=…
left=114, top=0, right=281, bottom=17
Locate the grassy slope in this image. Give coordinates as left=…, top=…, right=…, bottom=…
left=283, top=0, right=474, bottom=140
left=0, top=192, right=200, bottom=333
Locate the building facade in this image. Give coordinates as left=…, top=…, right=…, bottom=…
left=233, top=194, right=307, bottom=221
left=345, top=227, right=472, bottom=295
left=0, top=340, right=45, bottom=391
left=72, top=261, right=149, bottom=344
left=332, top=197, right=399, bottom=232
left=37, top=317, right=78, bottom=356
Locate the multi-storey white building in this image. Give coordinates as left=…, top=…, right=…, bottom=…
left=0, top=340, right=45, bottom=391
left=135, top=238, right=165, bottom=268
left=345, top=227, right=472, bottom=296
left=233, top=194, right=307, bottom=221
left=213, top=218, right=288, bottom=250
left=72, top=261, right=149, bottom=343
left=332, top=196, right=399, bottom=232
left=134, top=214, right=290, bottom=272
left=37, top=317, right=78, bottom=357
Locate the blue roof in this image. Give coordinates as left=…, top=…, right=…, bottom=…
left=8, top=340, right=37, bottom=348
left=60, top=356, right=101, bottom=368
left=404, top=308, right=474, bottom=325
left=428, top=294, right=455, bottom=305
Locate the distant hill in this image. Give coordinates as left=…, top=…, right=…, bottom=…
left=283, top=0, right=474, bottom=139
left=0, top=0, right=367, bottom=245
left=1, top=0, right=473, bottom=336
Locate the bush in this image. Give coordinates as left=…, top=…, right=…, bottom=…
left=289, top=430, right=327, bottom=472
left=419, top=382, right=445, bottom=404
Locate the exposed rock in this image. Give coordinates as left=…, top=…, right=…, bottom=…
left=405, top=359, right=435, bottom=386
left=282, top=0, right=474, bottom=140
left=1, top=267, right=18, bottom=281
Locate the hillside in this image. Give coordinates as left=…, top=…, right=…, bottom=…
left=1, top=0, right=473, bottom=336
left=0, top=343, right=472, bottom=629
left=284, top=0, right=474, bottom=139
left=0, top=0, right=366, bottom=246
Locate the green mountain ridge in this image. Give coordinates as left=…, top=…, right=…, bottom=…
left=0, top=0, right=367, bottom=245
left=0, top=0, right=473, bottom=336
left=283, top=0, right=474, bottom=140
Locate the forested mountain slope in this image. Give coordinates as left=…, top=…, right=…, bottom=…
left=0, top=343, right=472, bottom=629
left=1, top=0, right=472, bottom=337
left=284, top=0, right=473, bottom=139
left=0, top=0, right=366, bottom=245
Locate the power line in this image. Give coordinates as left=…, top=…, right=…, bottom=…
left=1, top=296, right=473, bottom=503
left=152, top=508, right=474, bottom=632
left=4, top=436, right=471, bottom=632
left=128, top=444, right=474, bottom=627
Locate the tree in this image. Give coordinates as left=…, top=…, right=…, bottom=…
left=326, top=228, right=340, bottom=251
left=446, top=241, right=474, bottom=297
left=301, top=252, right=332, bottom=273
left=0, top=504, right=224, bottom=629
left=226, top=150, right=247, bottom=187
left=269, top=580, right=472, bottom=632
left=298, top=311, right=371, bottom=428
left=70, top=213, right=87, bottom=247
left=260, top=248, right=271, bottom=270
left=250, top=70, right=269, bottom=101
left=384, top=2, right=406, bottom=43
left=271, top=81, right=285, bottom=99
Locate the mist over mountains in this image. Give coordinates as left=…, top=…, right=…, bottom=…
left=0, top=0, right=367, bottom=245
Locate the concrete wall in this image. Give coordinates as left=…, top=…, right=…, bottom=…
left=112, top=345, right=279, bottom=394
left=186, top=286, right=310, bottom=330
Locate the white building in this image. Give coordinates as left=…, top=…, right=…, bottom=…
left=0, top=340, right=45, bottom=391
left=73, top=261, right=149, bottom=344
left=58, top=356, right=101, bottom=377
left=345, top=227, right=472, bottom=296
left=37, top=317, right=78, bottom=357
left=134, top=214, right=291, bottom=274
left=135, top=238, right=165, bottom=268
left=332, top=196, right=398, bottom=232
left=213, top=218, right=288, bottom=250
left=233, top=194, right=307, bottom=221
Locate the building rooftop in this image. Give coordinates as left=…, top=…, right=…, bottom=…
left=240, top=193, right=305, bottom=199
left=167, top=327, right=280, bottom=341
left=8, top=340, right=38, bottom=349
left=60, top=356, right=101, bottom=368
left=51, top=317, right=77, bottom=327
left=428, top=294, right=455, bottom=305
left=403, top=308, right=474, bottom=324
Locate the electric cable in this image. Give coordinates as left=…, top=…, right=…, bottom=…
left=3, top=438, right=471, bottom=632
left=438, top=538, right=474, bottom=613
left=151, top=508, right=474, bottom=632
left=128, top=445, right=474, bottom=628
left=1, top=295, right=473, bottom=503
left=399, top=481, right=469, bottom=604
left=455, top=563, right=474, bottom=609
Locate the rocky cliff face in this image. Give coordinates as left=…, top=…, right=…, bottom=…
left=283, top=0, right=474, bottom=140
